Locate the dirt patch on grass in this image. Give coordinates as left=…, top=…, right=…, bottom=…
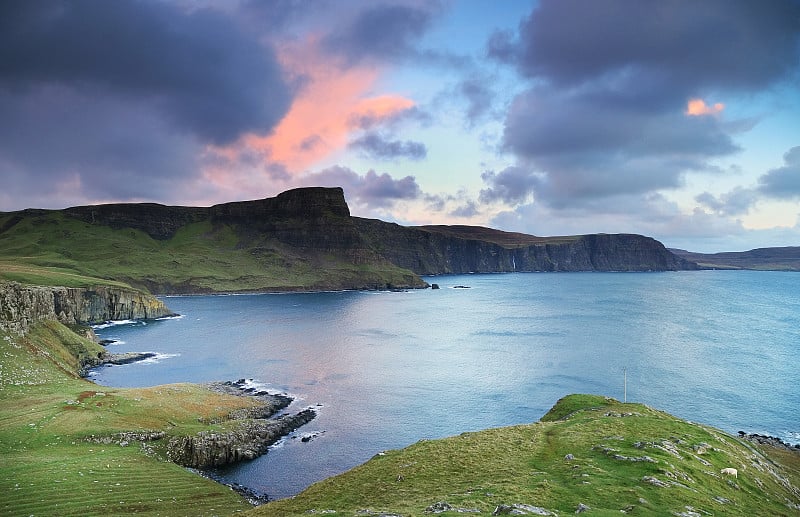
left=77, top=390, right=97, bottom=402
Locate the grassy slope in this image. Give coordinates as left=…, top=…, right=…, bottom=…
left=0, top=212, right=421, bottom=293
left=417, top=225, right=581, bottom=248
left=254, top=394, right=800, bottom=516
left=0, top=321, right=266, bottom=516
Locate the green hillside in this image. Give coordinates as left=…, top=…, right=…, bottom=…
left=0, top=321, right=268, bottom=516
left=0, top=208, right=423, bottom=293
left=255, top=394, right=800, bottom=516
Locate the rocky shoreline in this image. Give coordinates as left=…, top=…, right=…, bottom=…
left=78, top=332, right=159, bottom=376
left=75, top=377, right=317, bottom=502
left=167, top=379, right=317, bottom=469
left=739, top=431, right=800, bottom=452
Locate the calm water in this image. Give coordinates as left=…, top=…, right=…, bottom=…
left=89, top=271, right=800, bottom=500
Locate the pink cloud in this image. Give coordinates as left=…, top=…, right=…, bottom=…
left=220, top=38, right=416, bottom=174
left=685, top=98, right=725, bottom=116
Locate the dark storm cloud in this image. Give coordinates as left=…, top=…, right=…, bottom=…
left=304, top=166, right=421, bottom=208
left=240, top=0, right=325, bottom=31
left=505, top=0, right=800, bottom=93
left=349, top=133, right=427, bottom=161
left=758, top=146, right=800, bottom=199
left=0, top=0, right=295, bottom=209
left=0, top=0, right=291, bottom=145
left=488, top=0, right=800, bottom=208
left=504, top=89, right=739, bottom=159
left=322, top=2, right=439, bottom=64
left=0, top=85, right=199, bottom=207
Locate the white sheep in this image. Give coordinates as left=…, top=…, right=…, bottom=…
left=720, top=467, right=738, bottom=478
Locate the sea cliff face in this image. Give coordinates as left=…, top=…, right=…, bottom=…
left=0, top=282, right=174, bottom=334
left=354, top=218, right=697, bottom=274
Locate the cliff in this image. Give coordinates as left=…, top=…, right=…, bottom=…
left=354, top=218, right=697, bottom=274
left=0, top=281, right=174, bottom=334
left=0, top=187, right=696, bottom=295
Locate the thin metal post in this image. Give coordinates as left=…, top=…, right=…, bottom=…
left=623, top=367, right=627, bottom=403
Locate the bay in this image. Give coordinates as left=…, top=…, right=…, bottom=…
left=89, top=270, right=800, bottom=500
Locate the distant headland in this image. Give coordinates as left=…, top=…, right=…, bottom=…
left=0, top=187, right=697, bottom=294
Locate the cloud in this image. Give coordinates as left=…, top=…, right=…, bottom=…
left=489, top=0, right=800, bottom=209
left=322, top=3, right=440, bottom=65
left=479, top=166, right=540, bottom=205
left=695, top=187, right=758, bottom=216
left=303, top=166, right=422, bottom=208
left=685, top=99, right=725, bottom=117
left=449, top=200, right=480, bottom=218
left=349, top=102, right=430, bottom=131
left=458, top=76, right=495, bottom=126
left=0, top=0, right=292, bottom=145
left=0, top=0, right=294, bottom=209
left=488, top=191, right=747, bottom=250
left=349, top=133, right=427, bottom=160
left=496, top=0, right=800, bottom=93
left=234, top=36, right=420, bottom=173
left=0, top=85, right=200, bottom=209
left=758, top=146, right=800, bottom=199
left=500, top=88, right=739, bottom=207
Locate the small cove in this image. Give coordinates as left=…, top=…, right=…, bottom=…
left=90, top=270, right=800, bottom=500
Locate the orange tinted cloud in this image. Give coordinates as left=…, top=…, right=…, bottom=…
left=239, top=38, right=416, bottom=173
left=685, top=98, right=725, bottom=116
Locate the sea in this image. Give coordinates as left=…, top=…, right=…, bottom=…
left=88, top=270, right=800, bottom=501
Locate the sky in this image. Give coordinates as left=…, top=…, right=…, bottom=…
left=1, top=0, right=799, bottom=252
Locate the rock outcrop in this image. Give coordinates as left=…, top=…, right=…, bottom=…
left=163, top=379, right=318, bottom=469
left=166, top=408, right=316, bottom=469
left=0, top=281, right=174, bottom=334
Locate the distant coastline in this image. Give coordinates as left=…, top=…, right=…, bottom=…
left=671, top=247, right=800, bottom=271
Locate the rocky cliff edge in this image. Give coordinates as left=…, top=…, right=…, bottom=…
left=0, top=282, right=175, bottom=334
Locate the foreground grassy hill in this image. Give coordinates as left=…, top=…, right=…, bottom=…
left=255, top=394, right=800, bottom=516
left=0, top=320, right=273, bottom=516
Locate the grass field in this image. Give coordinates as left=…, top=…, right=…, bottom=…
left=0, top=321, right=266, bottom=516
left=255, top=395, right=800, bottom=516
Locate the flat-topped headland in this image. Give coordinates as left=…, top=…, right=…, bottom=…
left=1, top=187, right=697, bottom=295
